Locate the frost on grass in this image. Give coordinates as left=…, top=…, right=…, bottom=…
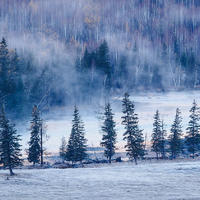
left=0, top=160, right=200, bottom=200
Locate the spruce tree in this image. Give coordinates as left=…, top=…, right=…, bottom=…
left=152, top=67, right=163, bottom=90
left=160, top=120, right=167, bottom=159
left=59, top=136, right=66, bottom=162
left=96, top=40, right=112, bottom=91
left=28, top=105, right=41, bottom=165
left=169, top=108, right=183, bottom=159
left=39, top=119, right=47, bottom=166
left=0, top=38, right=10, bottom=96
left=185, top=100, right=200, bottom=158
left=81, top=48, right=92, bottom=72
left=121, top=93, right=144, bottom=164
left=66, top=106, right=87, bottom=164
left=151, top=110, right=162, bottom=159
left=0, top=106, right=22, bottom=175
left=101, top=103, right=117, bottom=163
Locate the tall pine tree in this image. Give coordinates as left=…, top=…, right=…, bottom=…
left=28, top=105, right=41, bottom=165
left=185, top=100, right=200, bottom=158
left=0, top=105, right=22, bottom=175
left=160, top=120, right=167, bottom=159
left=59, top=136, right=66, bottom=163
left=96, top=40, right=112, bottom=92
left=169, top=108, right=183, bottom=159
left=0, top=38, right=10, bottom=97
left=66, top=106, right=87, bottom=164
left=122, top=93, right=144, bottom=164
left=151, top=110, right=162, bottom=159
left=101, top=103, right=117, bottom=163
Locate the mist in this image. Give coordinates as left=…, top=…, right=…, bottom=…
left=0, top=0, right=200, bottom=93
left=0, top=0, right=200, bottom=152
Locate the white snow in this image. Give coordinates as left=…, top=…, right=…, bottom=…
left=0, top=160, right=200, bottom=200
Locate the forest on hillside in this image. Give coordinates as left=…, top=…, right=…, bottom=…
left=0, top=0, right=200, bottom=117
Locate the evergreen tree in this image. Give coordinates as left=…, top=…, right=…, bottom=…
left=59, top=136, right=66, bottom=162
left=116, top=55, right=128, bottom=89
left=27, top=105, right=41, bottom=165
left=9, top=49, right=25, bottom=114
left=39, top=119, right=47, bottom=166
left=0, top=106, right=22, bottom=175
left=139, top=64, right=151, bottom=90
left=169, top=108, right=183, bottom=159
left=101, top=103, right=117, bottom=163
left=81, top=48, right=92, bottom=72
left=152, top=67, right=163, bottom=90
left=66, top=106, right=87, bottom=164
left=96, top=40, right=112, bottom=91
left=151, top=110, right=162, bottom=159
left=185, top=100, right=200, bottom=158
left=121, top=93, right=144, bottom=164
left=0, top=38, right=10, bottom=96
left=160, top=120, right=167, bottom=159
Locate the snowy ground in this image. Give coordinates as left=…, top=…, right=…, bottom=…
left=0, top=160, right=200, bottom=200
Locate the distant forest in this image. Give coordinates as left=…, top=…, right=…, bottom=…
left=0, top=0, right=200, bottom=116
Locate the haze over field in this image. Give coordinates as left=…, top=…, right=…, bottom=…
left=1, top=1, right=200, bottom=199
left=0, top=0, right=200, bottom=119
left=16, top=91, right=200, bottom=153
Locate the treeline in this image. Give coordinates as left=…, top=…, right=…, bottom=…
left=1, top=37, right=200, bottom=117
left=1, top=0, right=200, bottom=91
left=0, top=38, right=69, bottom=117
left=1, top=93, right=200, bottom=175
left=60, top=94, right=200, bottom=167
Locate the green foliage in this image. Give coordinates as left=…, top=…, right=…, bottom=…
left=66, top=106, right=87, bottom=163
left=151, top=110, right=164, bottom=159
left=59, top=136, right=66, bottom=162
left=185, top=100, right=200, bottom=158
left=122, top=93, right=144, bottom=164
left=151, top=68, right=163, bottom=90
left=169, top=108, right=183, bottom=159
left=101, top=103, right=117, bottom=163
left=28, top=105, right=41, bottom=164
left=0, top=105, right=22, bottom=175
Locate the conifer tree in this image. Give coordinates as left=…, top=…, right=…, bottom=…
left=28, top=105, right=41, bottom=165
left=96, top=40, right=112, bottom=91
left=0, top=38, right=10, bottom=96
left=0, top=106, right=22, bottom=175
left=101, top=103, right=117, bottom=163
left=152, top=68, right=163, bottom=90
left=59, top=136, right=66, bottom=162
left=9, top=49, right=25, bottom=112
left=151, top=110, right=162, bottom=159
left=81, top=48, right=92, bottom=72
left=169, top=108, right=183, bottom=159
left=121, top=93, right=144, bottom=164
left=66, top=106, right=87, bottom=164
left=116, top=55, right=128, bottom=89
left=160, top=120, right=167, bottom=159
left=39, top=119, right=47, bottom=166
left=185, top=100, right=200, bottom=158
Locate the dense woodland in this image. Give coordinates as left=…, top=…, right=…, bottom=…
left=0, top=0, right=200, bottom=116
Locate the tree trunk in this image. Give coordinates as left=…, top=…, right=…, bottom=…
left=134, top=158, right=138, bottom=165
left=9, top=166, right=14, bottom=176
left=109, top=156, right=111, bottom=164
left=40, top=125, right=44, bottom=166
left=156, top=153, right=159, bottom=160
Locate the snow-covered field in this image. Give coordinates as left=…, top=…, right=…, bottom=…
left=0, top=160, right=200, bottom=200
